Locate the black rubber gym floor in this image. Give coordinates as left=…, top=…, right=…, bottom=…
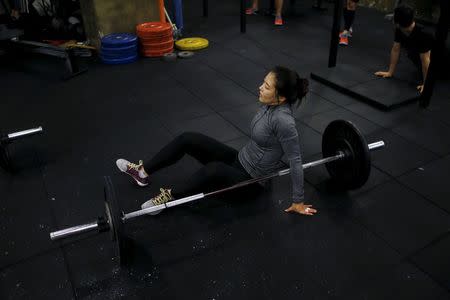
left=1, top=1, right=450, bottom=299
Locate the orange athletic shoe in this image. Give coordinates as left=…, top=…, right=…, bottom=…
left=274, top=16, right=283, bottom=26
left=339, top=33, right=349, bottom=46
left=245, top=8, right=259, bottom=15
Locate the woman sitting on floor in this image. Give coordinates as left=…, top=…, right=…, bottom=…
left=116, top=66, right=317, bottom=216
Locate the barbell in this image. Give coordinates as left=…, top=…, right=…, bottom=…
left=0, top=126, right=43, bottom=172
left=49, top=120, right=385, bottom=265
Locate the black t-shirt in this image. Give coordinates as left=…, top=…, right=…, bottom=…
left=394, top=25, right=434, bottom=57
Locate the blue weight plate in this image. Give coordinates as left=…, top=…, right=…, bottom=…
left=101, top=44, right=138, bottom=53
left=100, top=50, right=138, bottom=59
left=100, top=47, right=138, bottom=59
left=101, top=54, right=138, bottom=65
left=101, top=33, right=138, bottom=48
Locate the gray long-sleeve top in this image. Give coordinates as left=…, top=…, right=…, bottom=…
left=238, top=103, right=304, bottom=203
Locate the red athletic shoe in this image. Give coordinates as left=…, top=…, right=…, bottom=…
left=339, top=33, right=349, bottom=46
left=274, top=16, right=283, bottom=26
left=245, top=8, right=259, bottom=15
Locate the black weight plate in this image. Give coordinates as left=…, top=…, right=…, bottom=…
left=104, top=176, right=126, bottom=265
left=322, top=120, right=371, bottom=190
left=104, top=202, right=115, bottom=241
left=0, top=137, right=12, bottom=172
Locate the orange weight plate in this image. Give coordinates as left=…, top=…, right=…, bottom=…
left=140, top=39, right=174, bottom=50
left=136, top=22, right=172, bottom=35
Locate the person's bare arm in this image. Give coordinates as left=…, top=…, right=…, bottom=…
left=416, top=50, right=431, bottom=94
left=375, top=42, right=401, bottom=77
left=420, top=50, right=431, bottom=83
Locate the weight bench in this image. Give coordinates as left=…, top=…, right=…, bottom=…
left=0, top=0, right=87, bottom=80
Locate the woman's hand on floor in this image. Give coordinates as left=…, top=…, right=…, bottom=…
left=284, top=202, right=317, bottom=216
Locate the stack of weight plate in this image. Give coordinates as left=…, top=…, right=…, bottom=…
left=100, top=33, right=138, bottom=65
left=136, top=22, right=173, bottom=57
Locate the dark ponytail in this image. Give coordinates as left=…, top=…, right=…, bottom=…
left=271, top=66, right=309, bottom=108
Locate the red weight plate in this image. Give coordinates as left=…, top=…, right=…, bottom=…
left=138, top=33, right=173, bottom=43
left=136, top=22, right=172, bottom=35
left=140, top=39, right=174, bottom=50
left=141, top=47, right=174, bottom=57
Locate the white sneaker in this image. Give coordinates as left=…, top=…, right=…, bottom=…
left=115, top=159, right=149, bottom=187
left=141, top=188, right=174, bottom=215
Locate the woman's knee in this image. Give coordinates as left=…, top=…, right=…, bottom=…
left=175, top=131, right=202, bottom=147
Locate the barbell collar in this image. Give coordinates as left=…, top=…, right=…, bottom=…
left=6, top=127, right=43, bottom=142
left=368, top=141, right=385, bottom=151
left=50, top=220, right=99, bottom=241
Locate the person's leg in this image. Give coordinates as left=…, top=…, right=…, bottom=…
left=344, top=0, right=357, bottom=33
left=407, top=52, right=423, bottom=81
left=275, top=0, right=284, bottom=16
left=142, top=161, right=263, bottom=213
left=143, top=132, right=238, bottom=174
left=246, top=0, right=259, bottom=14
left=116, top=132, right=238, bottom=187
left=274, top=0, right=284, bottom=25
left=171, top=161, right=257, bottom=198
left=340, top=0, right=357, bottom=45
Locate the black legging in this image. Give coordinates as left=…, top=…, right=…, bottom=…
left=343, top=8, right=355, bottom=31
left=144, top=132, right=263, bottom=199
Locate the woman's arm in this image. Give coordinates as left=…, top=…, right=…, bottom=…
left=273, top=112, right=317, bottom=215
left=272, top=114, right=304, bottom=203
